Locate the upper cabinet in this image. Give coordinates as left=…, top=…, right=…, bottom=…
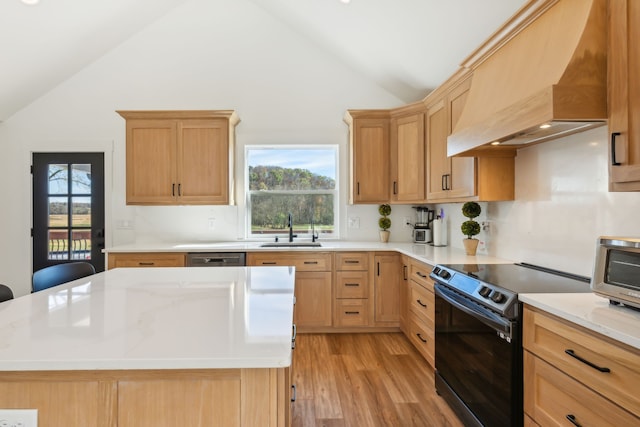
left=608, top=0, right=640, bottom=191
left=390, top=103, right=426, bottom=203
left=345, top=107, right=427, bottom=204
left=425, top=73, right=515, bottom=202
left=118, top=110, right=239, bottom=205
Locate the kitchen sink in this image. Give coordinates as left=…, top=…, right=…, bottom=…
left=260, top=242, right=322, bottom=248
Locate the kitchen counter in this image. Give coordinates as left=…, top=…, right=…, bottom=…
left=520, top=292, right=640, bottom=350
left=0, top=266, right=295, bottom=371
left=104, top=240, right=511, bottom=266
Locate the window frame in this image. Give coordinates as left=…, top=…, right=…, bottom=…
left=245, top=144, right=339, bottom=240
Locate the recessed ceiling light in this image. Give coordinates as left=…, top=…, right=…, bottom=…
left=21, top=0, right=40, bottom=4
left=340, top=0, right=351, bottom=4
left=539, top=123, right=552, bottom=129
left=490, top=141, right=501, bottom=146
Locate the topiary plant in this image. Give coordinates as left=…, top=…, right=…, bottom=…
left=378, top=204, right=391, bottom=231
left=460, top=201, right=481, bottom=239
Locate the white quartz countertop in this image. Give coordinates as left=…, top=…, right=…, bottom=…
left=104, top=240, right=511, bottom=266
left=520, top=293, right=640, bottom=350
left=0, top=267, right=295, bottom=371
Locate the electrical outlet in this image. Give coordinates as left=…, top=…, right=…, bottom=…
left=207, top=217, right=216, bottom=230
left=0, top=409, right=38, bottom=427
left=348, top=217, right=360, bottom=228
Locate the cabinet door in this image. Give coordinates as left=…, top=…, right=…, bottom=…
left=447, top=80, right=476, bottom=199
left=373, top=253, right=401, bottom=324
left=294, top=271, right=332, bottom=327
left=609, top=0, right=640, bottom=191
left=351, top=118, right=390, bottom=203
left=107, top=252, right=186, bottom=269
left=391, top=113, right=425, bottom=202
left=126, top=119, right=177, bottom=204
left=177, top=119, right=229, bottom=204
left=399, top=256, right=410, bottom=334
left=426, top=100, right=450, bottom=200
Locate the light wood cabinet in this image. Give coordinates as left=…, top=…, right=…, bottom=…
left=523, top=306, right=640, bottom=425
left=608, top=0, right=640, bottom=191
left=373, top=252, right=401, bottom=326
left=399, top=255, right=410, bottom=334
left=107, top=252, right=186, bottom=269
left=390, top=103, right=426, bottom=203
left=404, top=258, right=435, bottom=367
left=425, top=74, right=515, bottom=202
left=344, top=106, right=426, bottom=205
left=334, top=252, right=370, bottom=327
left=0, top=367, right=290, bottom=427
left=247, top=252, right=333, bottom=331
left=344, top=111, right=390, bottom=204
left=118, top=110, right=239, bottom=205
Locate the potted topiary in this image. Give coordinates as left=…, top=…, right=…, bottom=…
left=378, top=204, right=392, bottom=243
left=461, top=201, right=481, bottom=255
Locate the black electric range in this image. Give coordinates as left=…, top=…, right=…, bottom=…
left=429, top=262, right=591, bottom=427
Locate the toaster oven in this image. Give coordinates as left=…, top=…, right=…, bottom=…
left=591, top=236, right=640, bottom=309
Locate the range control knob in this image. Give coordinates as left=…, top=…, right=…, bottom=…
left=478, top=286, right=492, bottom=298
left=432, top=267, right=441, bottom=275
left=490, top=291, right=505, bottom=303
left=438, top=270, right=451, bottom=280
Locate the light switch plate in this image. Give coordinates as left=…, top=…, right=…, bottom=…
left=348, top=217, right=360, bottom=228
left=0, top=409, right=38, bottom=427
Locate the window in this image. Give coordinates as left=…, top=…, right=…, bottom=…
left=246, top=146, right=338, bottom=239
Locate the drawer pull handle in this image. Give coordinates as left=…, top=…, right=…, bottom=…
left=345, top=260, right=360, bottom=264
left=138, top=262, right=155, bottom=266
left=291, top=384, right=297, bottom=402
left=262, top=261, right=277, bottom=265
left=416, top=271, right=427, bottom=278
left=416, top=333, right=427, bottom=343
left=564, top=349, right=611, bottom=373
left=345, top=311, right=360, bottom=315
left=291, top=324, right=297, bottom=349
left=304, top=261, right=318, bottom=265
left=566, top=414, right=582, bottom=427
left=345, top=283, right=360, bottom=287
left=611, top=132, right=622, bottom=166
left=416, top=299, right=427, bottom=308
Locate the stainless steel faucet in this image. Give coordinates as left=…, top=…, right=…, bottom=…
left=288, top=213, right=297, bottom=242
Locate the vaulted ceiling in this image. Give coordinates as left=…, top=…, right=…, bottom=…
left=0, top=0, right=526, bottom=122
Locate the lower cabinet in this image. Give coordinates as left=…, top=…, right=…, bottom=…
left=403, top=258, right=436, bottom=368
left=334, top=252, right=370, bottom=327
left=523, top=306, right=640, bottom=426
left=107, top=252, right=186, bottom=269
left=247, top=252, right=333, bottom=332
left=373, top=252, right=402, bottom=326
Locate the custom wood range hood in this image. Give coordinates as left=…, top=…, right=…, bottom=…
left=447, top=0, right=607, bottom=157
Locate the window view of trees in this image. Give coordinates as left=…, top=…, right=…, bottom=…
left=247, top=147, right=337, bottom=237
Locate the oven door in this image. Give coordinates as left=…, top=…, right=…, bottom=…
left=434, top=283, right=522, bottom=427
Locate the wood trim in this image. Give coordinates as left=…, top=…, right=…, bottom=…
left=117, top=110, right=239, bottom=123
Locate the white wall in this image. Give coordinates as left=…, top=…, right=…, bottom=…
left=0, top=0, right=403, bottom=296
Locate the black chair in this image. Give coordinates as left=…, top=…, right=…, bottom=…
left=0, top=284, right=13, bottom=302
left=32, top=262, right=96, bottom=293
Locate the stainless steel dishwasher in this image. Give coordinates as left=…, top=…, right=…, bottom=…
left=186, top=252, right=246, bottom=267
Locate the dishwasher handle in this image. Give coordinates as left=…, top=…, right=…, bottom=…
left=186, top=252, right=246, bottom=267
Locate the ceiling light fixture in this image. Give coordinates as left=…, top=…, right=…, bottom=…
left=490, top=141, right=501, bottom=146
left=539, top=123, right=552, bottom=129
left=340, top=0, right=351, bottom=4
left=21, top=0, right=40, bottom=4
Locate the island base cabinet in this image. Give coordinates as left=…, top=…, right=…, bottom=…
left=0, top=368, right=291, bottom=427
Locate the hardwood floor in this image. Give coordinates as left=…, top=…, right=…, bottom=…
left=291, top=333, right=464, bottom=427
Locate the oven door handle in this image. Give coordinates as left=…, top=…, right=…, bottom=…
left=434, top=284, right=513, bottom=336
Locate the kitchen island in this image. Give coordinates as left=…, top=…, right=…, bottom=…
left=0, top=266, right=296, bottom=427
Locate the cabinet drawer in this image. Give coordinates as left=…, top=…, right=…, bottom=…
left=409, top=280, right=435, bottom=325
left=335, top=252, right=369, bottom=270
left=524, top=351, right=640, bottom=426
left=247, top=252, right=332, bottom=271
left=407, top=315, right=435, bottom=366
left=107, top=253, right=185, bottom=269
left=409, top=261, right=433, bottom=291
left=335, top=271, right=369, bottom=299
left=524, top=307, right=640, bottom=417
left=334, top=299, right=369, bottom=327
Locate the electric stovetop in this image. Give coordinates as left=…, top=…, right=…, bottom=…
left=440, top=262, right=592, bottom=294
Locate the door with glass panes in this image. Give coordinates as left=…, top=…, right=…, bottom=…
left=32, top=153, right=105, bottom=273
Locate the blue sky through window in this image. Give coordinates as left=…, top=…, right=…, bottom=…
left=247, top=147, right=336, bottom=180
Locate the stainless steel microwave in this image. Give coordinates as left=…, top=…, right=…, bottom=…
left=591, top=236, right=640, bottom=309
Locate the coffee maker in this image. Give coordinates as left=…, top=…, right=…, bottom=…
left=412, top=207, right=434, bottom=243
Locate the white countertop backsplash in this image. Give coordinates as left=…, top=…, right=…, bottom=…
left=0, top=267, right=295, bottom=371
